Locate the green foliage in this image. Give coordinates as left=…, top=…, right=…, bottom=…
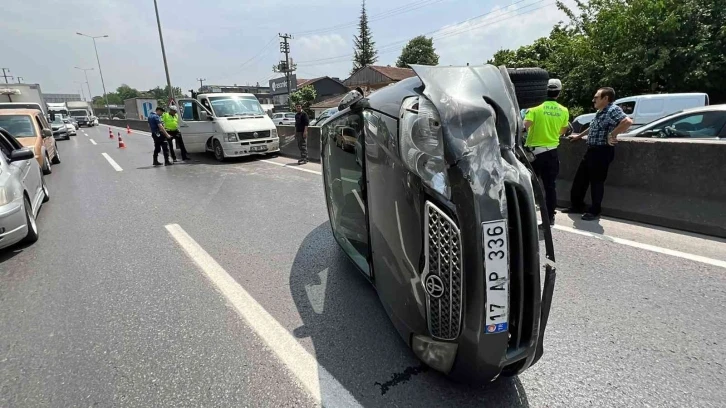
left=93, top=85, right=186, bottom=109
left=289, top=85, right=317, bottom=116
left=351, top=0, right=378, bottom=74
left=396, top=36, right=439, bottom=68
left=488, top=0, right=725, bottom=114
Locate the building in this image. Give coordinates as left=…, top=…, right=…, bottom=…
left=343, top=65, right=416, bottom=92
left=44, top=93, right=82, bottom=103
left=198, top=84, right=272, bottom=105
left=269, top=76, right=348, bottom=112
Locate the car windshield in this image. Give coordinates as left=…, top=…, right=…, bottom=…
left=0, top=115, right=35, bottom=137
left=70, top=110, right=87, bottom=117
left=208, top=96, right=265, bottom=117
left=51, top=116, right=65, bottom=125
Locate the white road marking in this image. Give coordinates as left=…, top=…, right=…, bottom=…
left=164, top=224, right=362, bottom=407
left=260, top=159, right=322, bottom=175
left=553, top=225, right=726, bottom=269
left=89, top=139, right=97, bottom=145
left=101, top=153, right=123, bottom=172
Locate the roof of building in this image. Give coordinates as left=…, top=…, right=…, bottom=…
left=311, top=94, right=346, bottom=109
left=297, top=76, right=347, bottom=88
left=367, top=65, right=416, bottom=81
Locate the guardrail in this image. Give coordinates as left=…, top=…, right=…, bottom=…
left=101, top=120, right=725, bottom=237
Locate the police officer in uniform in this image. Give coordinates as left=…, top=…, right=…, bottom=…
left=523, top=79, right=570, bottom=226
left=148, top=107, right=173, bottom=166
left=161, top=105, right=189, bottom=162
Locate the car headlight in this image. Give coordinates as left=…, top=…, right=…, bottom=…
left=399, top=96, right=450, bottom=198
left=226, top=132, right=238, bottom=142
left=0, top=186, right=11, bottom=206
left=270, top=128, right=278, bottom=138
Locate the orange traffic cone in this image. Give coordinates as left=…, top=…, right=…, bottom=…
left=109, top=128, right=114, bottom=139
left=118, top=133, right=126, bottom=149
left=126, top=125, right=131, bottom=134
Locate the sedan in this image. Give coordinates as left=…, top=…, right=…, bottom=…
left=621, top=104, right=726, bottom=140
left=50, top=115, right=69, bottom=140
left=0, top=128, right=49, bottom=250
left=64, top=119, right=77, bottom=136
left=319, top=65, right=557, bottom=384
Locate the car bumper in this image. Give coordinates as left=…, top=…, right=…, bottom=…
left=0, top=198, right=28, bottom=250
left=53, top=130, right=69, bottom=139
left=221, top=138, right=280, bottom=157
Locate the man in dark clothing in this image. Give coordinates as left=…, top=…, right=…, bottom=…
left=564, top=87, right=633, bottom=220
left=294, top=104, right=309, bottom=164
left=148, top=107, right=173, bottom=166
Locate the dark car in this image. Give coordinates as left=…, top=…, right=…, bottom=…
left=319, top=64, right=557, bottom=383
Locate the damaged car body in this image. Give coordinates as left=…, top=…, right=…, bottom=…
left=320, top=64, right=557, bottom=383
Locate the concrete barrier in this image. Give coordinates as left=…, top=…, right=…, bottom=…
left=556, top=137, right=726, bottom=238
left=99, top=119, right=149, bottom=133
left=276, top=125, right=322, bottom=162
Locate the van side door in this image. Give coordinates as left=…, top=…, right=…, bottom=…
left=177, top=98, right=216, bottom=153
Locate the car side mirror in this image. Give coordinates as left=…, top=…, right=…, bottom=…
left=9, top=148, right=35, bottom=162
left=42, top=129, right=52, bottom=138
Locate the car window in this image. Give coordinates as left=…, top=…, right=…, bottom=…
left=651, top=111, right=726, bottom=138
left=285, top=113, right=296, bottom=118
left=0, top=132, right=17, bottom=158
left=617, top=101, right=635, bottom=115
left=34, top=115, right=45, bottom=133
left=0, top=115, right=36, bottom=137
left=180, top=99, right=207, bottom=121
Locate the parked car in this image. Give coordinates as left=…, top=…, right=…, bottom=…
left=311, top=107, right=338, bottom=126
left=0, top=128, right=49, bottom=250
left=272, top=112, right=296, bottom=125
left=0, top=109, right=60, bottom=174
left=621, top=104, right=726, bottom=140
left=49, top=115, right=70, bottom=140
left=319, top=65, right=557, bottom=383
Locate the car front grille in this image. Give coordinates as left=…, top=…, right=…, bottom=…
left=423, top=201, right=463, bottom=340
left=238, top=130, right=270, bottom=140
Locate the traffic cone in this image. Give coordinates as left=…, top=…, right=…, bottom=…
left=126, top=125, right=131, bottom=134
left=118, top=133, right=126, bottom=149
left=109, top=128, right=114, bottom=139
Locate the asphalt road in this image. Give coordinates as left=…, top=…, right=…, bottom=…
left=1, top=124, right=724, bottom=407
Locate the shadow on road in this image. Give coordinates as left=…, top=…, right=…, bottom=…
left=567, top=213, right=605, bottom=235
left=289, top=222, right=530, bottom=407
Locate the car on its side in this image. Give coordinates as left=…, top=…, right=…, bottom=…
left=272, top=112, right=296, bottom=126
left=620, top=104, right=726, bottom=140
left=0, top=128, right=49, bottom=250
left=0, top=110, right=60, bottom=175
left=319, top=65, right=557, bottom=384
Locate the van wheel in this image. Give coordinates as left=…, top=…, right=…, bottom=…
left=507, top=68, right=550, bottom=109
left=42, top=153, right=52, bottom=175
left=213, top=140, right=225, bottom=162
left=23, top=195, right=39, bottom=244
left=51, top=145, right=61, bottom=164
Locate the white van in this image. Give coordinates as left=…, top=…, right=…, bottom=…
left=572, top=93, right=709, bottom=132
left=176, top=93, right=280, bottom=161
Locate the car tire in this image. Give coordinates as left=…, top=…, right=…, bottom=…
left=506, top=68, right=549, bottom=109
left=51, top=145, right=61, bottom=164
left=41, top=174, right=50, bottom=203
left=42, top=153, right=52, bottom=175
left=22, top=195, right=39, bottom=244
left=213, top=140, right=225, bottom=162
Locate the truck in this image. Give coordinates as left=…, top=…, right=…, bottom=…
left=0, top=83, right=47, bottom=115
left=175, top=92, right=280, bottom=161
left=124, top=98, right=157, bottom=121
left=47, top=102, right=69, bottom=117
left=67, top=101, right=96, bottom=127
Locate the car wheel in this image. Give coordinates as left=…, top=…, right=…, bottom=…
left=22, top=195, right=39, bottom=244
left=51, top=145, right=61, bottom=164
left=506, top=68, right=550, bottom=109
left=213, top=140, right=225, bottom=162
left=41, top=174, right=50, bottom=203
left=42, top=153, right=52, bottom=175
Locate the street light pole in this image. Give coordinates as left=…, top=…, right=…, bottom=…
left=153, top=0, right=175, bottom=106
left=74, top=67, right=94, bottom=105
left=74, top=81, right=87, bottom=101
left=77, top=32, right=111, bottom=118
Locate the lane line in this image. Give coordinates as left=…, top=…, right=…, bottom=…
left=101, top=153, right=123, bottom=172
left=164, top=224, right=361, bottom=407
left=553, top=225, right=726, bottom=269
left=260, top=159, right=322, bottom=175
left=89, top=139, right=97, bottom=145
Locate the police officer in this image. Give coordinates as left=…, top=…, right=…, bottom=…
left=523, top=79, right=570, bottom=226
left=161, top=105, right=189, bottom=162
left=148, top=107, right=172, bottom=166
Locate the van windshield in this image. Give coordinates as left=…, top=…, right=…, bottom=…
left=208, top=96, right=265, bottom=117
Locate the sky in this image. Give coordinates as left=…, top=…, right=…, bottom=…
left=0, top=0, right=574, bottom=99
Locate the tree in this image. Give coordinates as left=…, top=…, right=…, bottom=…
left=351, top=0, right=378, bottom=74
left=396, top=36, right=439, bottom=68
left=116, top=84, right=140, bottom=101
left=145, top=85, right=186, bottom=108
left=289, top=85, right=317, bottom=116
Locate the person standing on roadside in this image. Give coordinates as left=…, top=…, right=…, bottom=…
left=523, top=78, right=570, bottom=226
left=294, top=104, right=309, bottom=165
left=148, top=106, right=173, bottom=166
left=161, top=105, right=189, bottom=162
left=563, top=87, right=633, bottom=220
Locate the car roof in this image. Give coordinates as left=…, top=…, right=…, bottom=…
left=675, top=104, right=726, bottom=114
left=0, top=109, right=39, bottom=115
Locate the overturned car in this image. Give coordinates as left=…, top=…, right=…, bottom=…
left=320, top=64, right=557, bottom=383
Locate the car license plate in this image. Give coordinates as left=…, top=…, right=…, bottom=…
left=250, top=145, right=268, bottom=152
left=482, top=220, right=509, bottom=334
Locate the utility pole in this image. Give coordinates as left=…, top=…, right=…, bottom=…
left=197, top=78, right=206, bottom=89
left=1, top=68, right=13, bottom=84
left=77, top=33, right=111, bottom=118
left=153, top=0, right=175, bottom=106
left=274, top=33, right=295, bottom=107
left=17, top=77, right=24, bottom=83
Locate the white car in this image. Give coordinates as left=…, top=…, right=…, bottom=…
left=64, top=119, right=77, bottom=136
left=621, top=104, right=726, bottom=140
left=0, top=128, right=49, bottom=250
left=272, top=112, right=296, bottom=126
